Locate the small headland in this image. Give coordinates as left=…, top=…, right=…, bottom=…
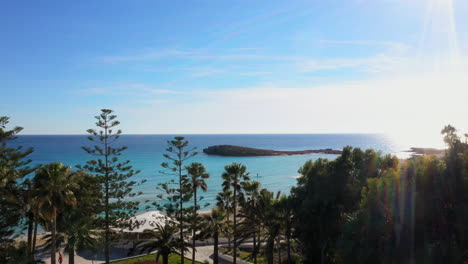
left=203, top=145, right=342, bottom=157
left=405, top=147, right=446, bottom=157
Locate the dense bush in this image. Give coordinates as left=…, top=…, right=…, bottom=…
left=291, top=126, right=468, bottom=263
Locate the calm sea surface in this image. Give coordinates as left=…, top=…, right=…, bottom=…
left=15, top=134, right=414, bottom=210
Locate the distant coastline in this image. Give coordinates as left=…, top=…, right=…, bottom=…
left=203, top=145, right=342, bottom=157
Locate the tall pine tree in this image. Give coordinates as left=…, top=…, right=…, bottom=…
left=80, top=109, right=143, bottom=264
left=156, top=136, right=197, bottom=264
left=0, top=116, right=34, bottom=262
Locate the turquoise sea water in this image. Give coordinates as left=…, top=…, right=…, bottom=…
left=16, top=134, right=410, bottom=210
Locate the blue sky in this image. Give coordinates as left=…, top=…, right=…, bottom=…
left=1, top=0, right=468, bottom=142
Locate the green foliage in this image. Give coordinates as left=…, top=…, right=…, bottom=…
left=111, top=253, right=203, bottom=264
left=199, top=208, right=226, bottom=264
left=186, top=162, right=210, bottom=211
left=0, top=241, right=38, bottom=264
left=215, top=189, right=233, bottom=251
left=79, top=109, right=143, bottom=264
left=132, top=222, right=185, bottom=264
left=199, top=208, right=226, bottom=241
left=0, top=116, right=34, bottom=188
left=156, top=136, right=197, bottom=264
left=293, top=126, right=468, bottom=263
left=0, top=116, right=34, bottom=253
left=34, top=163, right=78, bottom=214
left=215, top=189, right=233, bottom=217
left=238, top=180, right=262, bottom=264
left=34, top=162, right=78, bottom=264
left=43, top=171, right=101, bottom=264
left=186, top=162, right=210, bottom=264
left=291, top=146, right=403, bottom=263
left=221, top=163, right=250, bottom=264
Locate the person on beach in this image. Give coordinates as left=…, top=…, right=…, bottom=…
left=58, top=252, right=63, bottom=264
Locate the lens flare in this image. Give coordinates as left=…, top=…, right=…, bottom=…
left=419, top=0, right=461, bottom=72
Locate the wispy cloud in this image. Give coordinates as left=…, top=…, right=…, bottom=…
left=99, top=49, right=197, bottom=64
left=190, top=68, right=225, bottom=77
left=317, top=39, right=411, bottom=53
left=230, top=47, right=264, bottom=52
left=139, top=99, right=170, bottom=105
left=295, top=39, right=414, bottom=74
left=238, top=71, right=272, bottom=76
left=298, top=54, right=412, bottom=73
left=99, top=48, right=301, bottom=64
left=78, top=83, right=185, bottom=96
left=98, top=39, right=415, bottom=78
left=97, top=37, right=456, bottom=81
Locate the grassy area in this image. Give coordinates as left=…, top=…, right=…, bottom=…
left=110, top=253, right=204, bottom=264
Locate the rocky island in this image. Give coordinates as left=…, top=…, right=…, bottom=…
left=203, top=145, right=342, bottom=157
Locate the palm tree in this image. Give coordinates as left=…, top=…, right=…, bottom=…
left=34, top=163, right=78, bottom=264
left=277, top=195, right=293, bottom=264
left=30, top=196, right=44, bottom=261
left=135, top=222, right=186, bottom=264
left=257, top=189, right=282, bottom=264
left=14, top=179, right=37, bottom=262
left=5, top=177, right=41, bottom=262
left=216, top=190, right=233, bottom=250
left=44, top=215, right=97, bottom=264
left=239, top=181, right=261, bottom=264
left=43, top=170, right=100, bottom=264
left=199, top=208, right=226, bottom=264
left=222, top=163, right=250, bottom=264
left=186, top=162, right=210, bottom=264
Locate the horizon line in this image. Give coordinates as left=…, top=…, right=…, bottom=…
left=19, top=132, right=386, bottom=136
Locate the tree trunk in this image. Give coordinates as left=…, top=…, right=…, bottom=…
left=233, top=184, right=237, bottom=264
left=27, top=212, right=33, bottom=260
left=32, top=221, right=38, bottom=259
left=278, top=239, right=282, bottom=264
left=252, top=198, right=258, bottom=264
left=192, top=190, right=197, bottom=264
left=51, top=207, right=57, bottom=264
left=286, top=220, right=291, bottom=264
left=68, top=247, right=75, bottom=264
left=227, top=210, right=231, bottom=251
left=253, top=230, right=257, bottom=264
left=156, top=252, right=160, bottom=264
left=105, top=181, right=110, bottom=264
left=266, top=237, right=274, bottom=264
left=104, top=124, right=110, bottom=264
left=213, top=231, right=219, bottom=264
left=179, top=162, right=184, bottom=264
left=163, top=253, right=169, bottom=264
left=256, top=228, right=261, bottom=263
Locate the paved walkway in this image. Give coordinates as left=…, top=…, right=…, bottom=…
left=39, top=245, right=219, bottom=264
left=185, top=245, right=216, bottom=264
left=38, top=240, right=256, bottom=263
left=39, top=251, right=96, bottom=264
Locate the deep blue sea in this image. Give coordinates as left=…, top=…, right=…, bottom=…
left=15, top=134, right=414, bottom=210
